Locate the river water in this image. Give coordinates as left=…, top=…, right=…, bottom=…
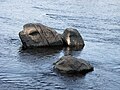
left=0, top=0, right=120, bottom=90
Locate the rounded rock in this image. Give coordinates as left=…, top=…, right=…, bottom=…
left=54, top=56, right=94, bottom=74
left=19, top=23, right=64, bottom=48
left=62, top=28, right=85, bottom=47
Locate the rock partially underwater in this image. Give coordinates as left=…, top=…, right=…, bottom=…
left=19, top=23, right=85, bottom=49
left=19, top=23, right=93, bottom=75
left=53, top=56, right=94, bottom=74
left=62, top=28, right=84, bottom=47
left=19, top=23, right=64, bottom=48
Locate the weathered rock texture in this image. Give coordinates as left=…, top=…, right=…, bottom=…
left=62, top=28, right=84, bottom=47
left=54, top=56, right=93, bottom=74
left=19, top=23, right=64, bottom=48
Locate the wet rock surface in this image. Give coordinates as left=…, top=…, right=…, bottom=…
left=62, top=28, right=85, bottom=47
left=19, top=23, right=85, bottom=49
left=19, top=23, right=64, bottom=48
left=54, top=56, right=94, bottom=74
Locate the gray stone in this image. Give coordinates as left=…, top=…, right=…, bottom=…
left=54, top=56, right=93, bottom=74
left=19, top=23, right=64, bottom=48
left=62, top=28, right=85, bottom=47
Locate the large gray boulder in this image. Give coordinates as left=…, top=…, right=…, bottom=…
left=62, top=28, right=85, bottom=47
left=53, top=56, right=93, bottom=74
left=19, top=23, right=64, bottom=48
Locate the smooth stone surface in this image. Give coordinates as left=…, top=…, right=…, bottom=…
left=62, top=28, right=85, bottom=47
left=54, top=56, right=94, bottom=74
left=19, top=23, right=64, bottom=48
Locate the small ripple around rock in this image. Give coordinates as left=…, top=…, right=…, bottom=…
left=54, top=86, right=67, bottom=89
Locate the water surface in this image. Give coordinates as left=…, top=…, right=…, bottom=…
left=0, top=0, right=120, bottom=90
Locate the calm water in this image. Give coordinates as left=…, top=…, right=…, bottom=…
left=0, top=0, right=120, bottom=90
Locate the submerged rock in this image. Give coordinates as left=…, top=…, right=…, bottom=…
left=19, top=23, right=64, bottom=48
left=62, top=28, right=84, bottom=47
left=54, top=56, right=93, bottom=74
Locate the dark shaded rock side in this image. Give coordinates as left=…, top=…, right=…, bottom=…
left=53, top=56, right=94, bottom=74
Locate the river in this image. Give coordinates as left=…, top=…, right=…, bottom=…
left=0, top=0, right=120, bottom=90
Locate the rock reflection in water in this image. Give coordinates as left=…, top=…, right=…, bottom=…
left=17, top=46, right=86, bottom=90
left=18, top=46, right=63, bottom=64
left=19, top=46, right=63, bottom=57
left=64, top=46, right=83, bottom=56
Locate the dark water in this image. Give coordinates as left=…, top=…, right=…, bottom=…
left=0, top=0, right=120, bottom=90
